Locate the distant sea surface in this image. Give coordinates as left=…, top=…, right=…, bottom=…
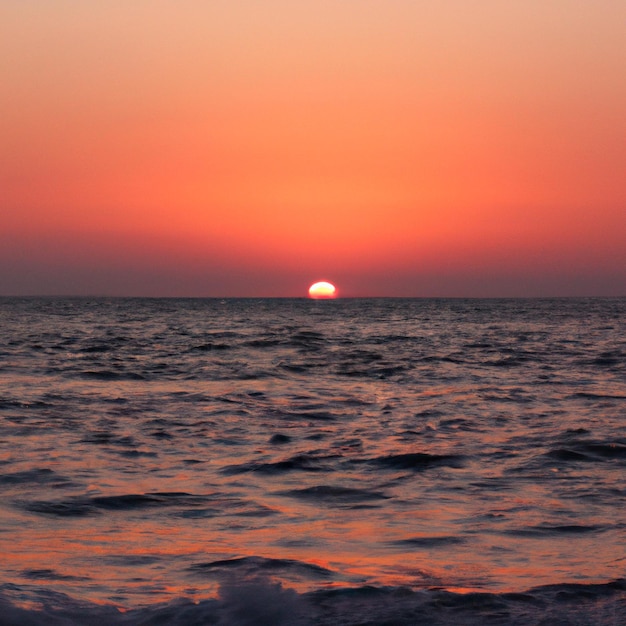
left=0, top=297, right=624, bottom=625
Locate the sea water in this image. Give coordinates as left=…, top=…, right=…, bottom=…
left=0, top=297, right=624, bottom=625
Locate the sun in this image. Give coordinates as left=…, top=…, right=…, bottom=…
left=308, top=281, right=337, bottom=299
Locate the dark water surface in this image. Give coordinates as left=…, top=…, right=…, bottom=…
left=0, top=297, right=624, bottom=624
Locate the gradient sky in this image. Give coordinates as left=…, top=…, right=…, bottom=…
left=2, top=1, right=625, bottom=297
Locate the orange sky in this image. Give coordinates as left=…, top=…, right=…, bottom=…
left=1, top=1, right=625, bottom=296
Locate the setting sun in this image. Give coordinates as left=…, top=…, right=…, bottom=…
left=308, top=281, right=337, bottom=299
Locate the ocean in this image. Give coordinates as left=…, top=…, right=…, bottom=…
left=0, top=296, right=624, bottom=625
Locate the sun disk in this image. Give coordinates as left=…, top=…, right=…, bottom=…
left=308, top=281, right=337, bottom=299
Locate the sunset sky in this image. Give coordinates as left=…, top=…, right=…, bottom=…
left=2, top=1, right=625, bottom=297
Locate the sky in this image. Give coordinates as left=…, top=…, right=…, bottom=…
left=1, top=1, right=625, bottom=297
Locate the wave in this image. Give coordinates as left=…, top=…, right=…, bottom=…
left=502, top=524, right=609, bottom=537
left=367, top=452, right=465, bottom=471
left=19, top=491, right=250, bottom=518
left=222, top=454, right=335, bottom=475
left=278, top=485, right=389, bottom=504
left=0, top=579, right=624, bottom=625
left=545, top=440, right=626, bottom=463
left=189, top=556, right=336, bottom=581
left=392, top=535, right=467, bottom=547
left=0, top=468, right=73, bottom=488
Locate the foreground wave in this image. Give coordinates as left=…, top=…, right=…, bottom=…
left=1, top=580, right=625, bottom=626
